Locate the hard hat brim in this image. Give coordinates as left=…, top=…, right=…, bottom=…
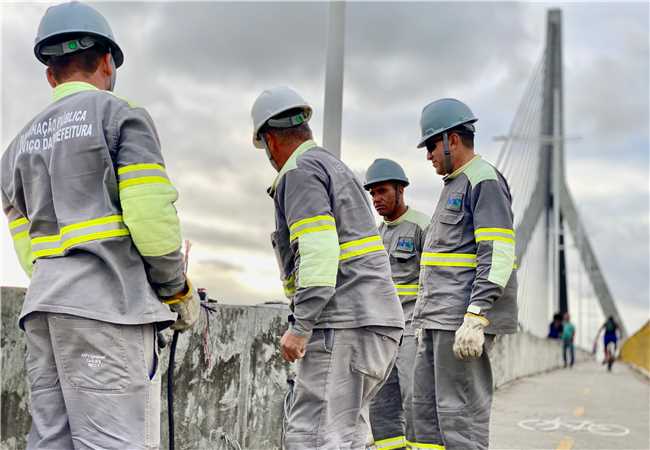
left=363, top=177, right=410, bottom=190
left=252, top=105, right=312, bottom=149
left=417, top=118, right=478, bottom=148
left=35, top=31, right=124, bottom=68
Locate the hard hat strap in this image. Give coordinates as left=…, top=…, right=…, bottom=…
left=40, top=36, right=96, bottom=58
left=261, top=136, right=280, bottom=172
left=442, top=132, right=454, bottom=174
left=267, top=112, right=307, bottom=129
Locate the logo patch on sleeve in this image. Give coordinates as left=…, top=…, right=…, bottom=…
left=396, top=236, right=415, bottom=252
left=446, top=192, right=464, bottom=212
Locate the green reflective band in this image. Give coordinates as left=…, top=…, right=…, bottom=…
left=52, top=81, right=98, bottom=101
left=395, top=284, right=419, bottom=296
left=118, top=163, right=171, bottom=191
left=488, top=239, right=516, bottom=287
left=298, top=228, right=339, bottom=287
left=339, top=235, right=385, bottom=261
left=120, top=182, right=181, bottom=257
left=31, top=215, right=130, bottom=258
left=475, top=227, right=515, bottom=244
left=289, top=215, right=336, bottom=242
left=283, top=273, right=296, bottom=298
left=68, top=41, right=77, bottom=50
left=421, top=252, right=477, bottom=268
left=375, top=435, right=407, bottom=449
left=406, top=442, right=445, bottom=450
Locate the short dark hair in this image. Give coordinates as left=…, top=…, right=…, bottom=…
left=449, top=126, right=474, bottom=149
left=261, top=107, right=313, bottom=143
left=47, top=46, right=107, bottom=83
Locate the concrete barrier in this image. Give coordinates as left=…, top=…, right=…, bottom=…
left=1, top=287, right=591, bottom=449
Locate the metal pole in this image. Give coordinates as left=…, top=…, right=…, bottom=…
left=552, top=88, right=561, bottom=315
left=322, top=1, right=345, bottom=159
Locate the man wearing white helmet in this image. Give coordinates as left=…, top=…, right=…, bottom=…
left=411, top=98, right=518, bottom=450
left=251, top=87, right=404, bottom=449
left=364, top=159, right=430, bottom=450
left=2, top=2, right=198, bottom=448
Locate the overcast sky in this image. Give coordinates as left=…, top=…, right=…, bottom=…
left=1, top=1, right=648, bottom=335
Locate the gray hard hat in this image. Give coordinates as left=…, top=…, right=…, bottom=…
left=34, top=1, right=124, bottom=68
left=364, top=158, right=409, bottom=190
left=251, top=86, right=312, bottom=149
left=417, top=98, right=477, bottom=148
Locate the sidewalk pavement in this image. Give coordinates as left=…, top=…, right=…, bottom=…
left=490, top=360, right=650, bottom=450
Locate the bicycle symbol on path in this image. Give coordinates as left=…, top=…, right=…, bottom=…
left=518, top=417, right=630, bottom=437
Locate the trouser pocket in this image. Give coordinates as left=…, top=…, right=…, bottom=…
left=52, top=316, right=129, bottom=391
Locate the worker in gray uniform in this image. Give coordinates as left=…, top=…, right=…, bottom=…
left=364, top=159, right=430, bottom=450
left=251, top=86, right=405, bottom=450
left=2, top=2, right=199, bottom=448
left=410, top=98, right=518, bottom=450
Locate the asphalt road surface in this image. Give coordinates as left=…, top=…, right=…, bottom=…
left=490, top=360, right=650, bottom=450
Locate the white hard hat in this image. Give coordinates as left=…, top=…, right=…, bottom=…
left=251, top=86, right=312, bottom=148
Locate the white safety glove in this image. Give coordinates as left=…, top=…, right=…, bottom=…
left=163, top=278, right=200, bottom=332
left=453, top=313, right=489, bottom=360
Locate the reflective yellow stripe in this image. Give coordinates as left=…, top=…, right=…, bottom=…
left=339, top=245, right=384, bottom=261
left=9, top=217, right=29, bottom=229
left=396, top=284, right=419, bottom=296
left=340, top=235, right=381, bottom=250
left=476, top=235, right=515, bottom=244
left=289, top=215, right=335, bottom=232
left=289, top=224, right=337, bottom=242
left=32, top=229, right=130, bottom=258
left=475, top=227, right=515, bottom=244
left=375, top=435, right=407, bottom=449
left=119, top=176, right=172, bottom=191
left=406, top=442, right=445, bottom=450
left=475, top=227, right=515, bottom=236
left=31, top=215, right=124, bottom=245
left=421, top=252, right=477, bottom=268
left=117, top=163, right=165, bottom=175
left=339, top=235, right=385, bottom=261
left=60, top=215, right=123, bottom=235
left=423, top=252, right=476, bottom=258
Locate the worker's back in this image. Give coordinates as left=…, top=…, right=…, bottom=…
left=273, top=145, right=404, bottom=330
left=2, top=82, right=176, bottom=327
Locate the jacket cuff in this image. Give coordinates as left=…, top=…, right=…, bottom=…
left=290, top=319, right=315, bottom=338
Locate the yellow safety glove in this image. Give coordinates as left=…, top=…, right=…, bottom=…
left=163, top=278, right=200, bottom=332
left=453, top=313, right=489, bottom=360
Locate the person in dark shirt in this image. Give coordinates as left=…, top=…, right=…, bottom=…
left=547, top=312, right=564, bottom=339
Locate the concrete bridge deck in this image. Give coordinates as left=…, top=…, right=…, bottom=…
left=490, top=360, right=650, bottom=450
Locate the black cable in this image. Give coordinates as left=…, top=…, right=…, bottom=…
left=168, top=330, right=180, bottom=450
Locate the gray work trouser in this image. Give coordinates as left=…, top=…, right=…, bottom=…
left=285, top=328, right=400, bottom=450
left=412, top=329, right=494, bottom=450
left=23, top=312, right=161, bottom=450
left=369, top=334, right=416, bottom=449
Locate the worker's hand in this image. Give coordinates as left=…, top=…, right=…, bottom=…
left=453, top=313, right=489, bottom=360
left=280, top=330, right=308, bottom=363
left=163, top=278, right=200, bottom=332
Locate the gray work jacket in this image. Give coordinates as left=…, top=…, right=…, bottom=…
left=2, top=81, right=182, bottom=327
left=413, top=156, right=518, bottom=334
left=378, top=207, right=430, bottom=334
left=270, top=140, right=405, bottom=337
